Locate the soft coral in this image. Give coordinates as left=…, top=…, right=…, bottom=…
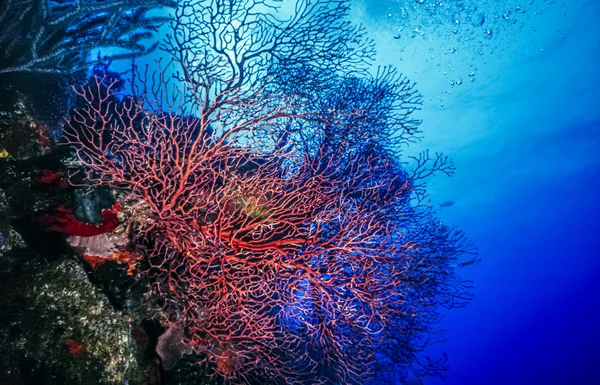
left=40, top=204, right=120, bottom=237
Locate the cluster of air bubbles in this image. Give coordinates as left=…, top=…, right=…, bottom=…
left=390, top=0, right=560, bottom=42
left=390, top=0, right=567, bottom=55
left=387, top=0, right=565, bottom=105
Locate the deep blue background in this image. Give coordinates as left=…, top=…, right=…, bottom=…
left=351, top=0, right=600, bottom=383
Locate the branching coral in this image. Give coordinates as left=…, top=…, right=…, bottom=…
left=62, top=1, right=477, bottom=383
left=0, top=0, right=176, bottom=74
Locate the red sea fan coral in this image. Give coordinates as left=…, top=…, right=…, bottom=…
left=62, top=1, right=476, bottom=383
left=64, top=71, right=475, bottom=384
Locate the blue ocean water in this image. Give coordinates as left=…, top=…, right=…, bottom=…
left=351, top=0, right=600, bottom=383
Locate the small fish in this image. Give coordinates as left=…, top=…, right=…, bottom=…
left=438, top=200, right=454, bottom=209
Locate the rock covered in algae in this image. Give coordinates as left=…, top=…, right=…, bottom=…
left=0, top=259, right=145, bottom=385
